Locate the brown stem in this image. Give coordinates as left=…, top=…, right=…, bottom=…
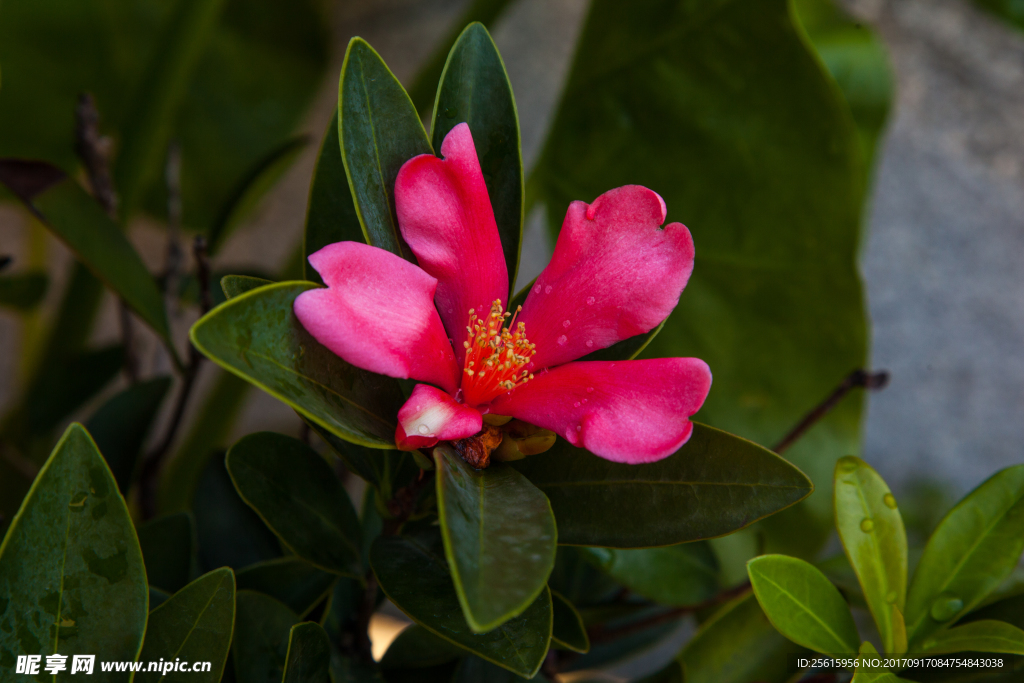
left=772, top=368, right=889, bottom=454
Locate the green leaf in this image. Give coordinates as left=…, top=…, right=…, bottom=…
left=0, top=424, right=147, bottom=673
left=226, top=432, right=362, bottom=576
left=86, top=376, right=172, bottom=493
left=190, top=281, right=404, bottom=448
left=431, top=22, right=523, bottom=291
left=310, top=421, right=419, bottom=501
left=533, top=0, right=869, bottom=556
left=637, top=661, right=685, bottom=683
left=747, top=554, right=860, bottom=655
left=281, top=621, right=332, bottom=683
left=511, top=423, right=812, bottom=547
left=582, top=542, right=719, bottom=607
left=138, top=512, right=198, bottom=594
left=221, top=274, right=274, bottom=300
left=974, top=0, right=1024, bottom=33
left=550, top=590, right=589, bottom=654
left=232, top=590, right=299, bottom=683
left=235, top=558, right=336, bottom=619
left=371, top=527, right=552, bottom=678
left=303, top=107, right=363, bottom=285
left=562, top=606, right=682, bottom=673
left=452, top=656, right=545, bottom=682
left=0, top=164, right=172, bottom=344
left=919, top=620, right=1024, bottom=656
left=680, top=592, right=807, bottom=683
left=135, top=568, right=236, bottom=683
left=834, top=455, right=908, bottom=653
left=380, top=625, right=465, bottom=669
left=852, top=642, right=909, bottom=682
left=0, top=270, right=47, bottom=311
left=905, top=465, right=1024, bottom=646
left=436, top=445, right=557, bottom=632
left=338, top=38, right=433, bottom=261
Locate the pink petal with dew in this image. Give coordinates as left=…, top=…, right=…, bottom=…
left=517, top=185, right=694, bottom=370
left=395, top=383, right=483, bottom=451
left=395, top=122, right=508, bottom=364
left=295, top=241, right=459, bottom=393
left=489, top=358, right=712, bottom=464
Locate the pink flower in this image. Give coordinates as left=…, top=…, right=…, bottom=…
left=294, top=123, right=711, bottom=464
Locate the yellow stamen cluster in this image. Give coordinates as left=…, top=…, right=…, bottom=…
left=462, top=299, right=535, bottom=406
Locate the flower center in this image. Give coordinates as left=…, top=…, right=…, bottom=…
left=461, top=299, right=535, bottom=406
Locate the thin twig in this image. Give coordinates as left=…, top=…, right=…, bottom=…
left=772, top=368, right=889, bottom=454
left=137, top=237, right=212, bottom=519
left=74, top=93, right=139, bottom=383
left=162, top=142, right=184, bottom=297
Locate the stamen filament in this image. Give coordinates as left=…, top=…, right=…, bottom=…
left=461, top=300, right=535, bottom=406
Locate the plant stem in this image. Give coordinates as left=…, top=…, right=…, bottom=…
left=772, top=368, right=889, bottom=454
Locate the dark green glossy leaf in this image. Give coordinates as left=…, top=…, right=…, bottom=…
left=370, top=528, right=552, bottom=678
left=834, top=455, right=907, bottom=653
left=236, top=557, right=337, bottom=619
left=0, top=424, right=147, bottom=675
left=451, top=656, right=544, bottom=682
left=138, top=512, right=197, bottom=594
left=221, top=274, right=274, bottom=300
left=680, top=592, right=806, bottom=683
left=436, top=445, right=557, bottom=632
left=338, top=38, right=432, bottom=261
left=380, top=625, right=464, bottom=670
left=533, top=0, right=869, bottom=556
left=311, top=422, right=418, bottom=501
left=919, top=621, right=1024, bottom=656
left=637, top=661, right=685, bottom=683
left=226, top=432, right=361, bottom=576
left=150, top=586, right=171, bottom=610
left=329, top=655, right=385, bottom=683
left=0, top=270, right=47, bottom=311
left=232, top=590, right=298, bottom=683
left=547, top=546, right=623, bottom=607
left=190, top=282, right=404, bottom=448
left=318, top=576, right=363, bottom=645
left=207, top=136, right=308, bottom=254
left=511, top=423, right=813, bottom=547
left=281, top=622, right=331, bottom=683
left=905, top=465, right=1024, bottom=646
left=193, top=455, right=282, bottom=571
left=748, top=554, right=859, bottom=655
left=550, top=590, right=589, bottom=653
left=583, top=542, right=718, bottom=607
left=561, top=605, right=682, bottom=673
left=135, top=568, right=235, bottom=683
left=0, top=166, right=172, bottom=343
left=303, top=107, right=363, bottom=285
left=431, top=22, right=522, bottom=291
left=86, top=376, right=172, bottom=493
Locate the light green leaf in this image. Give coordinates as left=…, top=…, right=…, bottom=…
left=747, top=554, right=860, bottom=655
left=919, top=620, right=1024, bottom=656
left=189, top=281, right=405, bottom=448
left=0, top=424, right=148, bottom=678
left=236, top=557, right=337, bottom=619
left=852, top=642, right=910, bottom=682
left=135, top=568, right=235, bottom=683
left=834, top=455, right=908, bottom=653
left=339, top=38, right=432, bottom=261
left=371, top=527, right=552, bottom=678
left=281, top=621, right=331, bottom=683
left=550, top=590, right=589, bottom=654
left=511, top=423, right=813, bottom=547
left=680, top=592, right=808, bottom=683
left=137, top=512, right=197, bottom=594
left=533, top=0, right=870, bottom=557
left=431, top=22, right=522, bottom=291
left=226, top=432, right=362, bottom=576
left=232, top=591, right=298, bottom=683
left=906, top=465, right=1024, bottom=645
left=436, top=445, right=557, bottom=632
left=583, top=542, right=718, bottom=607
left=0, top=270, right=47, bottom=311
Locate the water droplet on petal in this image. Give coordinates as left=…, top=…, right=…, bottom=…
left=581, top=398, right=587, bottom=404
left=586, top=296, right=595, bottom=305
left=533, top=284, right=541, bottom=294
left=544, top=285, right=553, bottom=294
left=557, top=335, right=567, bottom=345
left=587, top=387, right=594, bottom=393
left=417, top=424, right=429, bottom=435
left=573, top=401, right=580, bottom=408
left=586, top=340, right=593, bottom=347
left=563, top=319, right=571, bottom=328
left=883, top=493, right=898, bottom=509
left=930, top=594, right=963, bottom=622
left=860, top=518, right=874, bottom=532
left=886, top=591, right=898, bottom=604
left=576, top=424, right=582, bottom=432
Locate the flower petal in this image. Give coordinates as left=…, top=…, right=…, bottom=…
left=395, top=122, right=508, bottom=362
left=295, top=241, right=459, bottom=393
left=488, top=358, right=712, bottom=463
left=518, top=185, right=694, bottom=370
left=396, top=383, right=483, bottom=451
